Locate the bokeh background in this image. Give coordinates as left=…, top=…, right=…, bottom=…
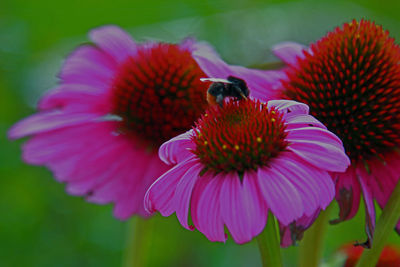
left=1, top=0, right=400, bottom=266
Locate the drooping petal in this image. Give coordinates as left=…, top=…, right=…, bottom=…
left=89, top=25, right=138, bottom=63
left=59, top=45, right=117, bottom=87
left=38, top=84, right=112, bottom=113
left=257, top=166, right=303, bottom=225
left=8, top=111, right=99, bottom=139
left=267, top=99, right=309, bottom=115
left=144, top=157, right=198, bottom=216
left=275, top=152, right=335, bottom=215
left=331, top=166, right=361, bottom=224
left=284, top=114, right=327, bottom=130
left=280, top=210, right=320, bottom=247
left=158, top=130, right=195, bottom=165
left=191, top=172, right=226, bottom=242
left=287, top=138, right=350, bottom=172
left=272, top=41, right=306, bottom=66
left=111, top=154, right=169, bottom=219
left=173, top=163, right=203, bottom=229
left=357, top=165, right=377, bottom=248
left=219, top=171, right=268, bottom=244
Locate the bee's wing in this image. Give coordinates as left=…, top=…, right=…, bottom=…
left=200, top=78, right=232, bottom=83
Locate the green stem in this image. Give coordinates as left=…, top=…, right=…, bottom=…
left=123, top=216, right=154, bottom=267
left=298, top=203, right=333, bottom=267
left=355, top=180, right=400, bottom=267
left=256, top=213, right=283, bottom=267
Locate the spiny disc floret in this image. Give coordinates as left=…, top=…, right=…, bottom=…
left=281, top=19, right=400, bottom=160
left=112, top=43, right=208, bottom=147
left=192, top=99, right=288, bottom=174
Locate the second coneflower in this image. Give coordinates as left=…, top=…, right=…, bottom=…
left=145, top=98, right=350, bottom=243
left=273, top=19, right=400, bottom=246
left=8, top=26, right=212, bottom=219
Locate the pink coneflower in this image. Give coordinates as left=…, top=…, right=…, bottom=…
left=8, top=26, right=216, bottom=219
left=273, top=19, right=400, bottom=246
left=145, top=98, right=350, bottom=243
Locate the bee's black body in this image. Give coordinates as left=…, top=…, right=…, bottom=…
left=206, top=76, right=249, bottom=107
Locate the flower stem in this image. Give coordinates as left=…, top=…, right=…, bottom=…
left=355, top=180, right=400, bottom=267
left=123, top=216, right=154, bottom=267
left=298, top=204, right=333, bottom=267
left=256, top=213, right=283, bottom=267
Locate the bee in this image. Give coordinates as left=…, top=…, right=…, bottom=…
left=200, top=76, right=249, bottom=107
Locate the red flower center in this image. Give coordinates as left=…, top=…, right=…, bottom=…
left=111, top=43, right=209, bottom=147
left=192, top=99, right=288, bottom=174
left=280, top=19, right=400, bottom=161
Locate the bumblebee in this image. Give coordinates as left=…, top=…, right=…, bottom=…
left=200, top=76, right=249, bottom=107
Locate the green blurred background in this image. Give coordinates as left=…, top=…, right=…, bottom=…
left=1, top=0, right=399, bottom=266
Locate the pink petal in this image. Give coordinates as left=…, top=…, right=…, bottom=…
left=284, top=114, right=327, bottom=130
left=158, top=130, right=195, bottom=165
left=275, top=152, right=335, bottom=215
left=267, top=99, right=309, bottom=115
left=112, top=154, right=169, bottom=219
left=173, top=163, right=203, bottom=229
left=89, top=25, right=137, bottom=64
left=257, top=166, right=303, bottom=225
left=21, top=121, right=118, bottom=166
left=287, top=135, right=350, bottom=172
left=144, top=157, right=198, bottom=216
left=8, top=111, right=99, bottom=139
left=272, top=41, right=306, bottom=66
left=38, top=84, right=111, bottom=113
left=286, top=127, right=344, bottom=148
left=191, top=172, right=226, bottom=242
left=219, top=171, right=267, bottom=244
left=59, top=45, right=117, bottom=87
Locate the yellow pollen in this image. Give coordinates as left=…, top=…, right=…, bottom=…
left=256, top=137, right=262, bottom=143
left=222, top=144, right=227, bottom=150
left=271, top=111, right=276, bottom=114
left=204, top=113, right=208, bottom=117
left=271, top=118, right=276, bottom=122
left=204, top=141, right=208, bottom=145
left=234, top=145, right=240, bottom=150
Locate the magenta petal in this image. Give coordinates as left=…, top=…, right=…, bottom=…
left=287, top=126, right=343, bottom=145
left=257, top=166, right=303, bottom=225
left=89, top=25, right=137, bottom=64
left=284, top=114, right=327, bottom=130
left=8, top=111, right=99, bottom=139
left=287, top=137, right=350, bottom=172
left=158, top=130, right=195, bottom=165
left=38, top=84, right=111, bottom=113
left=144, top=158, right=198, bottom=216
left=275, top=153, right=335, bottom=215
left=272, top=41, right=306, bottom=66
left=173, top=163, right=203, bottom=229
left=112, top=155, right=169, bottom=219
left=267, top=100, right=309, bottom=115
left=59, top=45, right=116, bottom=87
left=191, top=173, right=226, bottom=242
left=219, top=172, right=267, bottom=244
